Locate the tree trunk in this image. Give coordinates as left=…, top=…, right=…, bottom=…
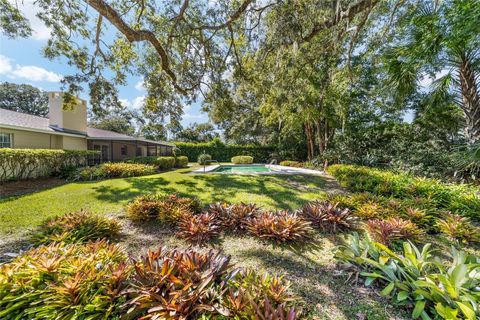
left=305, top=122, right=315, bottom=160
left=459, top=56, right=480, bottom=144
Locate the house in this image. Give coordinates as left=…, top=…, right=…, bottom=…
left=0, top=92, right=174, bottom=162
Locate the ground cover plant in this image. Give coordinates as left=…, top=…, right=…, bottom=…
left=0, top=241, right=298, bottom=319
left=73, top=162, right=156, bottom=180
left=247, top=211, right=313, bottom=243
left=33, top=210, right=120, bottom=245
left=328, top=165, right=480, bottom=220
left=336, top=233, right=480, bottom=320
left=300, top=200, right=359, bottom=233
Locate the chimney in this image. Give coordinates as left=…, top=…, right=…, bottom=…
left=48, top=92, right=87, bottom=134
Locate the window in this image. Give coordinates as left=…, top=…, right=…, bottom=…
left=136, top=147, right=142, bottom=156
left=121, top=145, right=128, bottom=156
left=0, top=133, right=12, bottom=148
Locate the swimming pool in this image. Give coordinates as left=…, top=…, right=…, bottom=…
left=212, top=165, right=272, bottom=173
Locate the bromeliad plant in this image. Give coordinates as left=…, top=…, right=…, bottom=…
left=208, top=202, right=262, bottom=234
left=436, top=212, right=480, bottom=244
left=300, top=200, right=359, bottom=233
left=247, top=211, right=313, bottom=243
left=366, top=217, right=424, bottom=246
left=0, top=240, right=130, bottom=319
left=177, top=212, right=220, bottom=244
left=336, top=233, right=480, bottom=320
left=33, top=210, right=121, bottom=244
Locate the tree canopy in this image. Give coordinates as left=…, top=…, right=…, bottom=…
left=0, top=82, right=49, bottom=117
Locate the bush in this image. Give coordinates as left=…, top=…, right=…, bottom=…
left=175, top=138, right=276, bottom=163
left=127, top=156, right=176, bottom=170
left=300, top=200, right=359, bottom=233
left=279, top=160, right=304, bottom=167
left=74, top=162, right=156, bottom=180
left=0, top=240, right=130, bottom=319
left=327, top=164, right=480, bottom=220
left=336, top=233, right=480, bottom=320
left=247, top=211, right=313, bottom=243
left=366, top=218, right=424, bottom=246
left=198, top=153, right=212, bottom=165
left=33, top=210, right=121, bottom=244
left=177, top=212, right=220, bottom=244
left=0, top=148, right=97, bottom=181
left=175, top=155, right=189, bottom=168
left=126, top=193, right=201, bottom=222
left=231, top=155, right=254, bottom=164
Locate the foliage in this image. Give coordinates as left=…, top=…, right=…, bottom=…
left=0, top=82, right=48, bottom=116
left=174, top=155, right=189, bottom=168
left=0, top=148, right=97, bottom=181
left=0, top=240, right=130, bottom=319
left=177, top=212, right=220, bottom=244
left=300, top=200, right=359, bottom=233
left=208, top=202, right=261, bottom=234
left=126, top=156, right=176, bottom=170
left=436, top=212, right=480, bottom=244
left=176, top=138, right=276, bottom=163
left=126, top=247, right=230, bottom=319
left=328, top=165, right=480, bottom=220
left=336, top=233, right=480, bottom=320
left=126, top=193, right=201, bottom=223
left=174, top=122, right=219, bottom=142
left=33, top=210, right=120, bottom=245
left=279, top=161, right=304, bottom=168
left=231, top=155, right=254, bottom=164
left=74, top=162, right=156, bottom=180
left=89, top=114, right=136, bottom=135
left=366, top=218, right=424, bottom=246
left=198, top=153, right=212, bottom=165
left=247, top=211, right=313, bottom=243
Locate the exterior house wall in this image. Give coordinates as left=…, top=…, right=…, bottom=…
left=1, top=128, right=55, bottom=149
left=48, top=92, right=87, bottom=133
left=62, top=136, right=88, bottom=150
left=112, top=141, right=137, bottom=161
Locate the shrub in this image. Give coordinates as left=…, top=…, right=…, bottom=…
left=174, top=138, right=277, bottom=163
left=336, top=233, right=480, bottom=320
left=174, top=155, right=189, bottom=168
left=126, top=156, right=176, bottom=170
left=327, top=164, right=480, bottom=220
left=247, top=211, right=313, bottom=243
left=0, top=148, right=97, bottom=181
left=0, top=240, right=130, bottom=319
left=198, top=153, right=212, bottom=165
left=279, top=160, right=304, bottom=167
left=231, top=155, right=254, bottom=164
left=177, top=212, right=220, bottom=244
left=126, top=193, right=201, bottom=222
left=33, top=210, right=121, bottom=244
left=74, top=162, right=156, bottom=180
left=300, top=200, right=359, bottom=233
left=436, top=212, right=480, bottom=243
left=366, top=218, right=424, bottom=246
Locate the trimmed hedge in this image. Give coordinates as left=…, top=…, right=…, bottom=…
left=231, top=156, right=253, bottom=164
left=327, top=164, right=480, bottom=220
left=174, top=139, right=276, bottom=163
left=0, top=148, right=97, bottom=182
left=279, top=160, right=304, bottom=167
left=74, top=162, right=156, bottom=180
left=126, top=156, right=176, bottom=170
left=198, top=153, right=212, bottom=165
left=174, top=156, right=189, bottom=168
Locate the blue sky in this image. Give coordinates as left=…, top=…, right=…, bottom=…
left=0, top=1, right=208, bottom=127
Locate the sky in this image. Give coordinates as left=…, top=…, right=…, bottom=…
left=0, top=0, right=208, bottom=127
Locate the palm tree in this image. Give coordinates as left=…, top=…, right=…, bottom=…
left=386, top=0, right=480, bottom=143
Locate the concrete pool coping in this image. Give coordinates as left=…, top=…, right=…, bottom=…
left=189, top=164, right=325, bottom=175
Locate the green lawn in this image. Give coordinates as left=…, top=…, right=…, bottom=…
left=0, top=166, right=337, bottom=236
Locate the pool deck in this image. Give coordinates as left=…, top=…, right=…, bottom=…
left=190, top=164, right=325, bottom=175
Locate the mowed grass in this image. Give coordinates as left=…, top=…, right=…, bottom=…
left=0, top=166, right=334, bottom=236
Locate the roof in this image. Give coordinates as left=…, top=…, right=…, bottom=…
left=0, top=108, right=174, bottom=146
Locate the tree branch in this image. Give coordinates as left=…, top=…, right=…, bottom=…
left=193, top=0, right=254, bottom=30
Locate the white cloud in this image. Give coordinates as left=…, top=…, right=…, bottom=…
left=135, top=80, right=145, bottom=91
left=0, top=54, right=62, bottom=82
left=119, top=98, right=131, bottom=108
left=132, top=96, right=145, bottom=109
left=9, top=0, right=51, bottom=40
left=418, top=69, right=450, bottom=88
left=0, top=55, right=13, bottom=74
left=11, top=65, right=62, bottom=82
